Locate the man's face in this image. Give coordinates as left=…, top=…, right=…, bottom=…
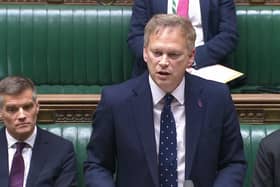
left=0, top=89, right=39, bottom=141
left=143, top=27, right=195, bottom=93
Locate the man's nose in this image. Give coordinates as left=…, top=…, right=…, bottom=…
left=158, top=55, right=169, bottom=67
left=18, top=108, right=26, bottom=120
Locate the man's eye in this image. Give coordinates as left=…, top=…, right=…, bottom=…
left=23, top=103, right=34, bottom=111
left=168, top=53, right=180, bottom=59
left=5, top=107, right=19, bottom=113
left=153, top=51, right=162, bottom=57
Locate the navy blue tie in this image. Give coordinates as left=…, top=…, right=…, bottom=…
left=159, top=94, right=177, bottom=187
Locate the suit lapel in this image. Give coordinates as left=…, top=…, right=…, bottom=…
left=200, top=0, right=209, bottom=40
left=26, top=127, right=49, bottom=186
left=184, top=74, right=206, bottom=179
left=130, top=72, right=159, bottom=187
left=0, top=128, right=9, bottom=186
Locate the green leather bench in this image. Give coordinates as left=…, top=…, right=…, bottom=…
left=232, top=6, right=280, bottom=93
left=0, top=5, right=134, bottom=94
left=0, top=5, right=279, bottom=93
left=39, top=124, right=92, bottom=187
left=0, top=123, right=276, bottom=187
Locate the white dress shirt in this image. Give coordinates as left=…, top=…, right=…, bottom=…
left=168, top=0, right=204, bottom=47
left=6, top=126, right=37, bottom=187
left=149, top=76, right=186, bottom=187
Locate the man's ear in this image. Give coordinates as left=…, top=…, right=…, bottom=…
left=187, top=48, right=195, bottom=68
left=0, top=99, right=3, bottom=117
left=143, top=47, right=148, bottom=63
left=35, top=99, right=40, bottom=115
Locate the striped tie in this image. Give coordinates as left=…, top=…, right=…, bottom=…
left=172, top=0, right=177, bottom=14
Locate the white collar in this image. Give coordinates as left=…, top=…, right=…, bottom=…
left=6, top=126, right=37, bottom=149
left=149, top=75, right=185, bottom=106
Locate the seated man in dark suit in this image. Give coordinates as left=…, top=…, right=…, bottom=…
left=84, top=14, right=246, bottom=187
left=0, top=76, right=77, bottom=187
left=252, top=130, right=280, bottom=187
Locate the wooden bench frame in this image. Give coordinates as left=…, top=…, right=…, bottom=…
left=233, top=94, right=280, bottom=124
left=23, top=94, right=280, bottom=124
left=37, top=94, right=100, bottom=123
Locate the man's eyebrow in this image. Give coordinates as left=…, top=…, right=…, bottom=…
left=5, top=101, right=34, bottom=107
left=5, top=104, right=17, bottom=107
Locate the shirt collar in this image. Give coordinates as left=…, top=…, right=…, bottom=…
left=6, top=126, right=37, bottom=149
left=149, top=75, right=185, bottom=106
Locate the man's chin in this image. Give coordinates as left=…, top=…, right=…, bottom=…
left=155, top=81, right=174, bottom=92
left=16, top=125, right=34, bottom=134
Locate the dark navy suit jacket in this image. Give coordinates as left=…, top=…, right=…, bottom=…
left=84, top=72, right=246, bottom=187
left=0, top=127, right=77, bottom=187
left=127, top=0, right=239, bottom=76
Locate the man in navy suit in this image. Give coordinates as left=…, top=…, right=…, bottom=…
left=0, top=76, right=77, bottom=187
left=84, top=14, right=246, bottom=187
left=128, top=0, right=238, bottom=76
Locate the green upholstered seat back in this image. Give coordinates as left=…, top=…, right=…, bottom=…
left=241, top=124, right=280, bottom=187
left=40, top=124, right=92, bottom=187
left=234, top=6, right=280, bottom=89
left=0, top=5, right=133, bottom=93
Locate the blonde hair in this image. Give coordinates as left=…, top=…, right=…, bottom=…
left=144, top=14, right=196, bottom=52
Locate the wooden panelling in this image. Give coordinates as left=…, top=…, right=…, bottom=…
left=233, top=94, right=280, bottom=124
left=1, top=94, right=279, bottom=124
left=36, top=94, right=280, bottom=124
left=37, top=94, right=100, bottom=123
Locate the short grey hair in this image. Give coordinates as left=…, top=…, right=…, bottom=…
left=0, top=76, right=37, bottom=108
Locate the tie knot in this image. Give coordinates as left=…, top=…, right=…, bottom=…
left=15, top=142, right=26, bottom=153
left=164, top=94, right=174, bottom=106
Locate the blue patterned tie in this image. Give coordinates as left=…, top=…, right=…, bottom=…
left=9, top=142, right=25, bottom=187
left=159, top=94, right=177, bottom=187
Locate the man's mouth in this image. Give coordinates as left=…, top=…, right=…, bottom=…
left=158, top=71, right=170, bottom=76
left=16, top=123, right=30, bottom=127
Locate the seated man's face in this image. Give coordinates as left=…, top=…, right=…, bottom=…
left=143, top=26, right=194, bottom=93
left=1, top=89, right=39, bottom=141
